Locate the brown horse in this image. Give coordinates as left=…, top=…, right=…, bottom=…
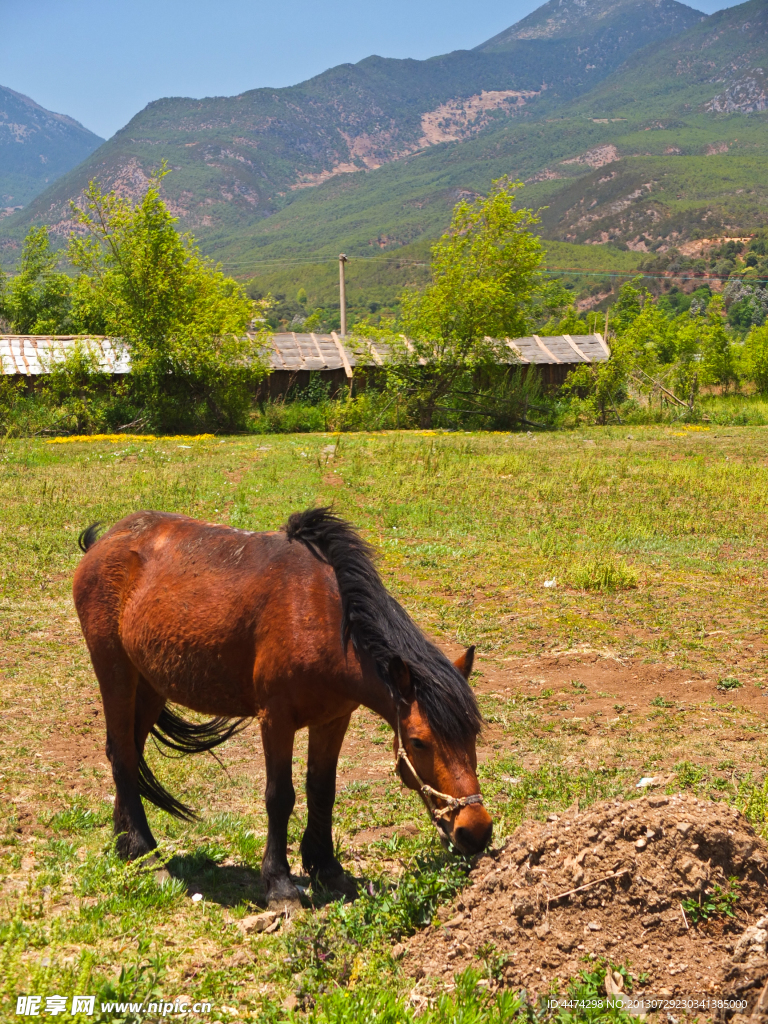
left=73, top=507, right=491, bottom=909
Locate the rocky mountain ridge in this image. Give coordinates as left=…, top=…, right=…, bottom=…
left=0, top=86, right=103, bottom=213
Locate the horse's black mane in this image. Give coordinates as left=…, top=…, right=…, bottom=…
left=285, top=507, right=482, bottom=743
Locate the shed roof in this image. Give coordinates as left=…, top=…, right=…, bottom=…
left=0, top=336, right=130, bottom=375
left=259, top=332, right=609, bottom=372
left=0, top=332, right=609, bottom=376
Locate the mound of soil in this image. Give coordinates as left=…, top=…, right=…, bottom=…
left=405, top=794, right=768, bottom=1010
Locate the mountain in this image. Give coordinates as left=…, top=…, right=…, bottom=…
left=0, top=0, right=704, bottom=261
left=528, top=0, right=768, bottom=245
left=0, top=87, right=103, bottom=214
left=479, top=0, right=705, bottom=62
left=214, top=0, right=768, bottom=263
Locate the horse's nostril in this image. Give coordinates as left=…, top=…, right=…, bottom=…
left=455, top=821, right=492, bottom=854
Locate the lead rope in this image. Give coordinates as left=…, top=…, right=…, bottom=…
left=395, top=711, right=484, bottom=824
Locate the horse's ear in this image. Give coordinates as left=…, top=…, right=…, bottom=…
left=454, top=645, right=475, bottom=680
left=390, top=656, right=414, bottom=701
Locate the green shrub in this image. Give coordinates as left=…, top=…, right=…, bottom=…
left=682, top=878, right=740, bottom=925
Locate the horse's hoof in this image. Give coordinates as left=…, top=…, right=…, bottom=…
left=317, top=871, right=358, bottom=900
left=266, top=881, right=303, bottom=917
left=267, top=895, right=302, bottom=917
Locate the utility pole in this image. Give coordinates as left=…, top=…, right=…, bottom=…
left=339, top=254, right=348, bottom=337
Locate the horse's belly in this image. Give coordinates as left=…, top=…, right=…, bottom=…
left=120, top=585, right=260, bottom=718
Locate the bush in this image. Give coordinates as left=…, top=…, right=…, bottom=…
left=252, top=387, right=413, bottom=434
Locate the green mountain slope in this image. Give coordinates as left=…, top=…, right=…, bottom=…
left=212, top=0, right=768, bottom=266
left=0, top=87, right=103, bottom=212
left=0, top=0, right=704, bottom=262
left=245, top=237, right=642, bottom=329
left=201, top=112, right=762, bottom=268
left=531, top=0, right=768, bottom=244
left=579, top=0, right=768, bottom=116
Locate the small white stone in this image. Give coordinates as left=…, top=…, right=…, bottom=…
left=191, top=893, right=203, bottom=903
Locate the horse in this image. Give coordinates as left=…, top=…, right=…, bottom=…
left=72, top=507, right=492, bottom=910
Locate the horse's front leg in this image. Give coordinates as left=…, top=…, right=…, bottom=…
left=260, top=712, right=301, bottom=912
left=301, top=713, right=357, bottom=898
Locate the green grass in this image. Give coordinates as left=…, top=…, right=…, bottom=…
left=4, top=427, right=768, bottom=1019
left=4, top=424, right=768, bottom=667
left=566, top=554, right=639, bottom=593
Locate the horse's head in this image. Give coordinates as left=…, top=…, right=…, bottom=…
left=392, top=647, right=492, bottom=856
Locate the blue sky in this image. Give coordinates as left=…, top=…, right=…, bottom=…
left=4, top=0, right=740, bottom=140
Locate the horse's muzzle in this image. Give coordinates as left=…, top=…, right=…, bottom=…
left=448, top=805, right=493, bottom=855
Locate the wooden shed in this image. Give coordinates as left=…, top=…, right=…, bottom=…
left=0, top=331, right=609, bottom=392
left=502, top=333, right=610, bottom=388
left=257, top=331, right=610, bottom=393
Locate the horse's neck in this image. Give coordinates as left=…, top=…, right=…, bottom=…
left=352, top=652, right=398, bottom=729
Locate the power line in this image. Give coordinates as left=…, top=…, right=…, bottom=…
left=225, top=259, right=762, bottom=285
left=4, top=251, right=762, bottom=285
left=219, top=254, right=431, bottom=269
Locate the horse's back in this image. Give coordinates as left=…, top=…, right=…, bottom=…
left=73, top=511, right=353, bottom=718
left=74, top=511, right=209, bottom=630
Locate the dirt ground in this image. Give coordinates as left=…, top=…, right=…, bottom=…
left=4, top=606, right=767, bottom=1015
left=405, top=792, right=768, bottom=1005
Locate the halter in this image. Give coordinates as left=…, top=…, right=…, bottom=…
left=395, top=708, right=484, bottom=826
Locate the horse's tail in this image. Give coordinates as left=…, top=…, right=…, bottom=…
left=284, top=507, right=481, bottom=743
left=139, top=706, right=250, bottom=821
left=78, top=522, right=103, bottom=553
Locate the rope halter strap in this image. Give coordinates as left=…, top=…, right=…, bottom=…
left=395, top=710, right=484, bottom=824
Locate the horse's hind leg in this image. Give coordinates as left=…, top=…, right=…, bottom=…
left=260, top=711, right=301, bottom=911
left=301, top=713, right=357, bottom=897
left=94, top=654, right=161, bottom=859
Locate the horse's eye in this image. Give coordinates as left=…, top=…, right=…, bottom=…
left=410, top=737, right=427, bottom=750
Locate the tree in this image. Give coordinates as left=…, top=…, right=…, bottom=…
left=697, top=294, right=735, bottom=391
left=742, top=323, right=768, bottom=394
left=375, top=177, right=544, bottom=427
left=561, top=281, right=651, bottom=425
left=562, top=280, right=741, bottom=423
left=0, top=227, right=74, bottom=334
left=561, top=339, right=633, bottom=425
left=68, top=166, right=268, bottom=430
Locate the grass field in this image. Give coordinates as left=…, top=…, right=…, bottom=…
left=3, top=426, right=768, bottom=1021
